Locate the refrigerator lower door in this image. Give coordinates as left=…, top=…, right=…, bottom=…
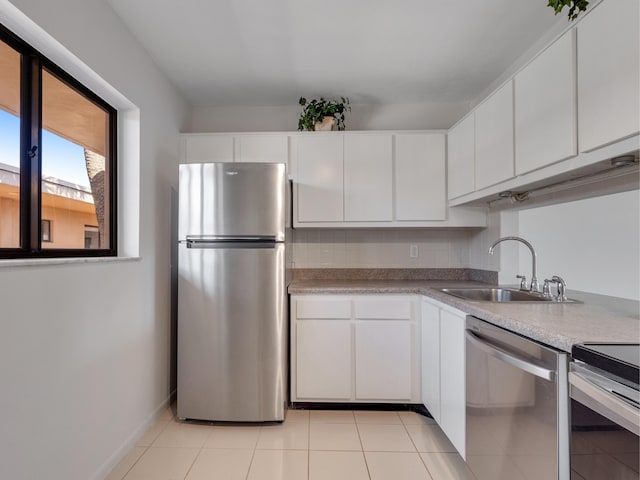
left=177, top=242, right=287, bottom=422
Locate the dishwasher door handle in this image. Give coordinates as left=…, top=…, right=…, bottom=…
left=465, top=330, right=555, bottom=381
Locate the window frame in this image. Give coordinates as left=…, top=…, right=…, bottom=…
left=0, top=22, right=117, bottom=259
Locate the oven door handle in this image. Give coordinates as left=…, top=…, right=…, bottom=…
left=569, top=367, right=640, bottom=436
left=465, top=330, right=555, bottom=381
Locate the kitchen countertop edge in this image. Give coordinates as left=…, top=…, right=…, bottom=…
left=288, top=279, right=640, bottom=353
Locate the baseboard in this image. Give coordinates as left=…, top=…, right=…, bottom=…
left=89, top=393, right=174, bottom=480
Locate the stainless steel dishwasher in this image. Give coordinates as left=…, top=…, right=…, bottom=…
left=465, top=316, right=570, bottom=480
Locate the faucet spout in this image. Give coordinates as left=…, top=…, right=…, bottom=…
left=488, top=236, right=540, bottom=292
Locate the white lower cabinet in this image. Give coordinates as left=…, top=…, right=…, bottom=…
left=355, top=322, right=412, bottom=400
left=439, top=309, right=466, bottom=459
left=421, top=299, right=441, bottom=423
left=291, top=294, right=420, bottom=403
left=421, top=297, right=467, bottom=459
left=296, top=320, right=352, bottom=400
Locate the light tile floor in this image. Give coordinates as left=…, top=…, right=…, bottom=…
left=106, top=406, right=477, bottom=480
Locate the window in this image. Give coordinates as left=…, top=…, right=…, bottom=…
left=84, top=225, right=99, bottom=249
left=0, top=23, right=116, bottom=258
left=41, top=219, right=51, bottom=242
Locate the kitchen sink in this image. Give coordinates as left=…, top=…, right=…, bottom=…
left=439, top=287, right=579, bottom=303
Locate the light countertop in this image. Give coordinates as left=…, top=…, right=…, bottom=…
left=288, top=279, right=640, bottom=353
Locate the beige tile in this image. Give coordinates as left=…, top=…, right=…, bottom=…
left=365, top=452, right=432, bottom=480
left=465, top=455, right=528, bottom=480
left=310, top=423, right=362, bottom=451
left=420, top=452, right=476, bottom=480
left=123, top=447, right=199, bottom=480
left=511, top=454, right=558, bottom=480
left=285, top=409, right=310, bottom=423
left=256, top=422, right=309, bottom=450
left=105, top=447, right=147, bottom=480
left=398, top=412, right=437, bottom=426
left=309, top=451, right=369, bottom=480
left=136, top=420, right=170, bottom=447
left=203, top=425, right=261, bottom=449
left=247, top=450, right=308, bottom=480
left=357, top=424, right=416, bottom=452
left=152, top=422, right=212, bottom=448
left=310, top=410, right=355, bottom=424
left=354, top=410, right=402, bottom=424
left=185, top=449, right=252, bottom=480
left=405, top=424, right=457, bottom=453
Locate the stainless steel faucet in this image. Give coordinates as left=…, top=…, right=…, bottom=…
left=488, top=236, right=541, bottom=292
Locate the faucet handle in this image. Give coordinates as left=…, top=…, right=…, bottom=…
left=551, top=276, right=568, bottom=302
left=543, top=279, right=553, bottom=298
left=516, top=275, right=528, bottom=290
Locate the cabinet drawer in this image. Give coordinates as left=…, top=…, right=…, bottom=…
left=296, top=298, right=351, bottom=319
left=354, top=298, right=412, bottom=319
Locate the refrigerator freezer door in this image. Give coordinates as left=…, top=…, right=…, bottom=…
left=178, top=162, right=287, bottom=241
left=177, top=243, right=287, bottom=422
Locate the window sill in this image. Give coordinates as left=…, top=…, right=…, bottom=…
left=0, top=256, right=141, bottom=269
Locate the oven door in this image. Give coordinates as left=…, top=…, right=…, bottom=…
left=569, top=362, right=640, bottom=479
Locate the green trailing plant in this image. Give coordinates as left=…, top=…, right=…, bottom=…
left=297, top=96, right=351, bottom=131
left=547, top=0, right=589, bottom=21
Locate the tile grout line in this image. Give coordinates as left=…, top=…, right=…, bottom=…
left=243, top=427, right=260, bottom=480
left=353, top=411, right=373, bottom=480
left=181, top=420, right=215, bottom=480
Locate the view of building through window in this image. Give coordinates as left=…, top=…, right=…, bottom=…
left=0, top=39, right=20, bottom=248
left=0, top=33, right=112, bottom=253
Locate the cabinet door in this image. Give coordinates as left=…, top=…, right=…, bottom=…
left=515, top=31, right=577, bottom=175
left=344, top=135, right=393, bottom=221
left=395, top=133, right=446, bottom=220
left=296, top=320, right=351, bottom=400
left=355, top=322, right=412, bottom=400
left=296, top=136, right=343, bottom=222
left=236, top=135, right=289, bottom=166
left=475, top=82, right=515, bottom=190
left=447, top=115, right=475, bottom=199
left=181, top=135, right=234, bottom=163
left=439, top=310, right=466, bottom=459
left=578, top=0, right=640, bottom=152
left=421, top=300, right=441, bottom=422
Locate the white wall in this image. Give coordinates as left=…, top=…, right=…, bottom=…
left=517, top=190, right=640, bottom=300
left=0, top=2, right=188, bottom=480
left=188, top=101, right=470, bottom=132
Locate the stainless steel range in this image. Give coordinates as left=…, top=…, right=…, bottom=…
left=570, top=343, right=640, bottom=480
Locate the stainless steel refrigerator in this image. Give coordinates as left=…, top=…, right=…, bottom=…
left=177, top=162, right=290, bottom=422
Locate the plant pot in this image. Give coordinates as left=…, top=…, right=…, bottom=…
left=314, top=116, right=336, bottom=131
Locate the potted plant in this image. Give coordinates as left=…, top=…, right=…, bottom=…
left=297, top=96, right=351, bottom=131
left=547, top=0, right=589, bottom=21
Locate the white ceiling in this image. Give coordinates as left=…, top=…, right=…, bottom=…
left=106, top=0, right=564, bottom=108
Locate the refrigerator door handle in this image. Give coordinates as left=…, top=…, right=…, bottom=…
left=183, top=239, right=277, bottom=249
left=185, top=235, right=277, bottom=242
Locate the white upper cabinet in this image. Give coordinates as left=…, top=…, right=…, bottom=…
left=344, top=135, right=393, bottom=221
left=181, top=135, right=234, bottom=163
left=395, top=133, right=446, bottom=221
left=578, top=0, right=640, bottom=152
left=236, top=135, right=289, bottom=165
left=515, top=30, right=577, bottom=175
left=180, top=134, right=290, bottom=168
left=296, top=135, right=344, bottom=223
left=475, top=81, right=515, bottom=190
left=447, top=115, right=475, bottom=200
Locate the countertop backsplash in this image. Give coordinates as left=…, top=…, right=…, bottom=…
left=291, top=228, right=474, bottom=269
